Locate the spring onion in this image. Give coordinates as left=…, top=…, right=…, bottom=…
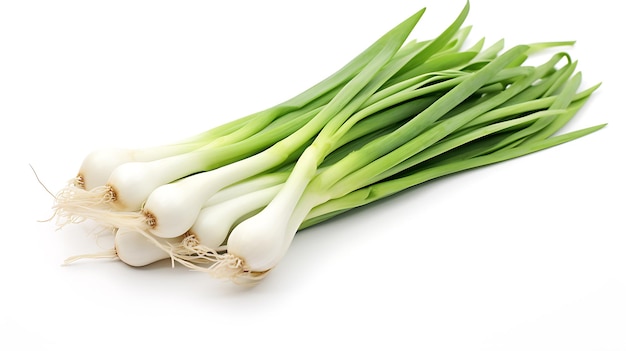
left=50, top=1, right=605, bottom=284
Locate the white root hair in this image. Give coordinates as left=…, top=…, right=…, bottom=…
left=129, top=229, right=270, bottom=285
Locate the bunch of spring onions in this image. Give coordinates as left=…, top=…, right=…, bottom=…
left=52, top=2, right=605, bottom=284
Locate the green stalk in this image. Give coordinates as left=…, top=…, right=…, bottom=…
left=309, top=45, right=531, bottom=193
left=302, top=121, right=605, bottom=229
left=483, top=71, right=582, bottom=154
left=461, top=84, right=599, bottom=131
left=209, top=10, right=428, bottom=146
left=392, top=1, right=470, bottom=79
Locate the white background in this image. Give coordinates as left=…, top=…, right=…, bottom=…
left=1, top=0, right=624, bottom=350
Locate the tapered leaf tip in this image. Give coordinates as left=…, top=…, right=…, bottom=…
left=382, top=7, right=426, bottom=46
left=405, top=7, right=427, bottom=30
